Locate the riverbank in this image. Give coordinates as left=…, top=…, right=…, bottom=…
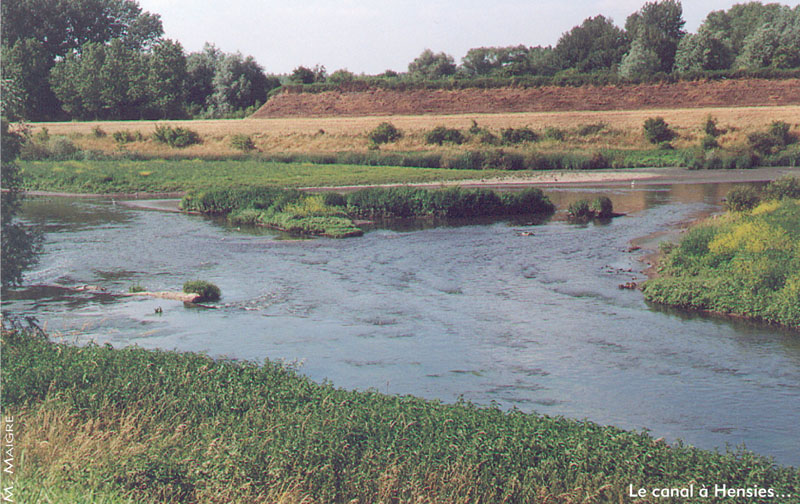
left=3, top=328, right=798, bottom=503
left=642, top=178, right=800, bottom=330
left=19, top=160, right=800, bottom=198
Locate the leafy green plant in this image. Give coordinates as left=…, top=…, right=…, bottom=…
left=128, top=284, right=147, bottom=293
left=723, top=186, right=761, bottom=212
left=589, top=196, right=613, bottom=218
left=575, top=123, right=606, bottom=136
left=763, top=176, right=800, bottom=200
left=182, top=280, right=221, bottom=302
left=543, top=127, right=566, bottom=141
left=229, top=134, right=255, bottom=151
left=643, top=117, right=675, bottom=144
left=701, top=134, right=719, bottom=151
left=703, top=116, right=721, bottom=137
left=567, top=199, right=593, bottom=222
left=368, top=122, right=401, bottom=145
left=500, top=127, right=538, bottom=144
left=92, top=126, right=107, bottom=138
left=153, top=125, right=200, bottom=148
left=113, top=131, right=134, bottom=144
left=425, top=126, right=464, bottom=145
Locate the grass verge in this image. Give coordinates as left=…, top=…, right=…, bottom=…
left=2, top=329, right=798, bottom=503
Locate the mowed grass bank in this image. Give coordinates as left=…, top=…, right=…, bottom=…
left=3, top=330, right=799, bottom=503
left=19, top=159, right=506, bottom=194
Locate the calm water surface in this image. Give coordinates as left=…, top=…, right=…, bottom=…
left=5, top=182, right=799, bottom=466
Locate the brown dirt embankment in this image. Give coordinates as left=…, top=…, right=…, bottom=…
left=253, top=78, right=800, bottom=118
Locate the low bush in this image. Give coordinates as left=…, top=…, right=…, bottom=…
left=643, top=117, right=676, bottom=144
left=368, top=122, right=402, bottom=145
left=763, top=176, right=800, bottom=200
left=128, top=284, right=147, bottom=293
left=500, top=127, right=538, bottom=144
left=322, top=192, right=347, bottom=207
left=703, top=116, right=721, bottom=137
left=567, top=199, right=593, bottom=222
left=19, top=136, right=81, bottom=161
left=153, top=125, right=201, bottom=148
left=230, top=134, right=256, bottom=151
left=724, top=186, right=761, bottom=212
left=92, top=126, right=106, bottom=138
left=113, top=131, right=134, bottom=144
left=182, top=280, right=221, bottom=302
left=701, top=134, right=719, bottom=151
left=425, top=126, right=465, bottom=145
left=589, top=196, right=614, bottom=218
left=575, top=123, right=606, bottom=136
left=543, top=127, right=566, bottom=141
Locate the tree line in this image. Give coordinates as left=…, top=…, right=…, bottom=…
left=2, top=0, right=800, bottom=122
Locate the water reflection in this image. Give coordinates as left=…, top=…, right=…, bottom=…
left=4, top=181, right=799, bottom=466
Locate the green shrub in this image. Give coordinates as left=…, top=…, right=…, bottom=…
left=322, top=192, right=347, bottom=207
left=113, top=131, right=134, bottom=144
left=368, top=122, right=401, bottom=144
left=425, top=126, right=465, bottom=145
left=769, top=121, right=793, bottom=146
left=34, top=127, right=50, bottom=143
left=182, top=280, right=221, bottom=302
left=92, top=126, right=106, bottom=138
left=703, top=116, right=721, bottom=137
left=567, top=199, right=593, bottom=222
left=477, top=130, right=499, bottom=145
left=643, top=117, right=676, bottom=144
left=543, top=127, right=566, bottom=141
left=748, top=131, right=783, bottom=155
left=724, top=186, right=761, bottom=212
left=589, top=196, right=613, bottom=218
left=230, top=134, right=256, bottom=151
left=47, top=137, right=79, bottom=158
left=153, top=125, right=201, bottom=148
left=701, top=134, right=719, bottom=151
left=500, top=127, right=538, bottom=144
left=128, top=284, right=147, bottom=293
left=763, top=176, right=800, bottom=200
left=576, top=123, right=606, bottom=136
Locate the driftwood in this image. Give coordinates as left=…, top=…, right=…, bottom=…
left=125, top=291, right=201, bottom=303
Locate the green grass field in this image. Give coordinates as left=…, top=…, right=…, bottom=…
left=3, top=329, right=798, bottom=503
left=19, top=159, right=514, bottom=193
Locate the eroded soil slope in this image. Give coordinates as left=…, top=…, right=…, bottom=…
left=253, top=78, right=800, bottom=118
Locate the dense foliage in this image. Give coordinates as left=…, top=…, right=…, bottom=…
left=6, top=1, right=800, bottom=121
left=1, top=121, right=40, bottom=290
left=3, top=330, right=798, bottom=502
left=643, top=178, right=800, bottom=329
left=182, top=280, right=221, bottom=302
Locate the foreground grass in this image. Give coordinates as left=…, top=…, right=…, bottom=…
left=643, top=194, right=800, bottom=329
left=19, top=159, right=511, bottom=193
left=2, top=330, right=798, bottom=503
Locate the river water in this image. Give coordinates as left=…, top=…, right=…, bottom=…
left=4, top=182, right=800, bottom=466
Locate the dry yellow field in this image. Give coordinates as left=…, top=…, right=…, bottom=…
left=23, top=105, right=800, bottom=158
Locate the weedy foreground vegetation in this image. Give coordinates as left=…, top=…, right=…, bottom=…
left=643, top=176, right=800, bottom=329
left=3, top=329, right=799, bottom=504
left=180, top=186, right=555, bottom=238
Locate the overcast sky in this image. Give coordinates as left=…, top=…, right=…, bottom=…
left=137, top=0, right=800, bottom=75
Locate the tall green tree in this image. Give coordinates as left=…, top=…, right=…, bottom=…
left=624, top=0, right=686, bottom=73
left=460, top=45, right=532, bottom=77
left=736, top=7, right=800, bottom=69
left=408, top=49, right=457, bottom=80
left=49, top=39, right=150, bottom=119
left=1, top=38, right=61, bottom=120
left=148, top=39, right=188, bottom=118
left=553, top=15, right=630, bottom=73
left=673, top=30, right=734, bottom=72
left=1, top=0, right=163, bottom=59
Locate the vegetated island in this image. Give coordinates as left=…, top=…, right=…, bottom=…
left=4, top=328, right=799, bottom=503
left=180, top=186, right=556, bottom=238
left=642, top=176, right=800, bottom=330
